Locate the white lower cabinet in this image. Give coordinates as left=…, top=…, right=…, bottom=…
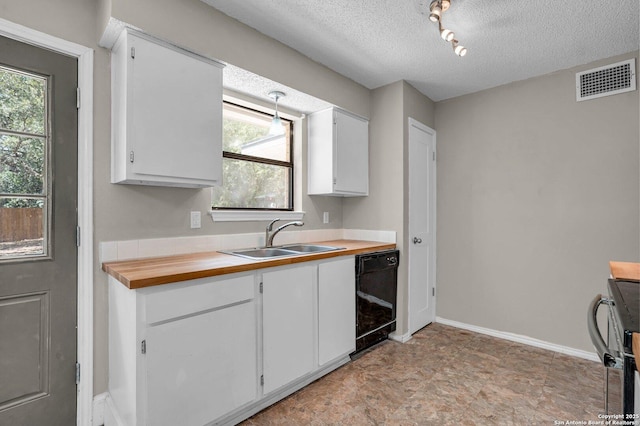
left=108, top=257, right=356, bottom=426
left=318, top=257, right=356, bottom=365
left=145, top=302, right=257, bottom=426
left=108, top=273, right=258, bottom=426
left=262, top=265, right=316, bottom=394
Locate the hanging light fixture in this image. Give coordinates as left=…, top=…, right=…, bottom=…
left=268, top=90, right=286, bottom=136
left=427, top=0, right=467, bottom=57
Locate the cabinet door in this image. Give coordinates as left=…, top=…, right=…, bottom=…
left=145, top=301, right=257, bottom=426
left=129, top=33, right=222, bottom=183
left=334, top=111, right=368, bottom=195
left=262, top=265, right=316, bottom=394
left=318, top=257, right=356, bottom=365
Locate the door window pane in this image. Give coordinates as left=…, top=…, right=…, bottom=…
left=0, top=135, right=45, bottom=194
left=0, top=198, right=45, bottom=258
left=0, top=65, right=48, bottom=260
left=0, top=67, right=46, bottom=135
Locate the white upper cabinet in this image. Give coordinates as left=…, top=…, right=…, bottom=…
left=111, top=29, right=224, bottom=188
left=307, top=107, right=369, bottom=196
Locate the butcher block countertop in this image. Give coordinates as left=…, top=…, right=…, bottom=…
left=102, top=239, right=396, bottom=289
left=609, top=261, right=640, bottom=282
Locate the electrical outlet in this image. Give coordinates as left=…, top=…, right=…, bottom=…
left=190, top=211, right=201, bottom=229
left=323, top=212, right=329, bottom=224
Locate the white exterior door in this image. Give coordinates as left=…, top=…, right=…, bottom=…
left=408, top=118, right=436, bottom=335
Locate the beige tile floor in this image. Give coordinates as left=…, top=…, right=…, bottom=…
left=242, top=323, right=604, bottom=425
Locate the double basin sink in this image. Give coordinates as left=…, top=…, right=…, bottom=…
left=221, top=244, right=344, bottom=260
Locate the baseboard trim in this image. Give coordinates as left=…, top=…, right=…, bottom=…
left=92, top=393, right=107, bottom=426
left=93, top=392, right=124, bottom=426
left=389, top=331, right=412, bottom=343
left=435, top=317, right=600, bottom=363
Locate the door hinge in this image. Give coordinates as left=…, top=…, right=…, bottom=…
left=141, top=340, right=146, bottom=354
left=260, top=375, right=264, bottom=386
left=75, top=362, right=81, bottom=384
left=131, top=47, right=136, bottom=59
left=76, top=87, right=80, bottom=109
left=76, top=226, right=81, bottom=247
left=259, top=282, right=263, bottom=294
left=432, top=287, right=435, bottom=297
left=129, top=150, right=135, bottom=163
left=432, top=152, right=436, bottom=161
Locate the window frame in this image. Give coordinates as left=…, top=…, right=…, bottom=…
left=212, top=101, right=294, bottom=212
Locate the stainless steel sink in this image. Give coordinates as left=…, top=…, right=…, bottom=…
left=221, top=244, right=344, bottom=260
left=279, top=244, right=343, bottom=253
left=222, top=247, right=299, bottom=259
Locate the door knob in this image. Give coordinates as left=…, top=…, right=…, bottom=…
left=413, top=237, right=422, bottom=244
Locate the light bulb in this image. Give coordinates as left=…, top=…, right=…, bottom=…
left=454, top=44, right=467, bottom=57
left=429, top=4, right=441, bottom=22
left=440, top=28, right=454, bottom=42
left=268, top=113, right=285, bottom=136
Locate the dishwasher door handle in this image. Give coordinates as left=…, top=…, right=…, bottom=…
left=587, top=294, right=622, bottom=369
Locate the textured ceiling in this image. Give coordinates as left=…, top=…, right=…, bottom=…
left=203, top=0, right=639, bottom=102
left=223, top=64, right=332, bottom=115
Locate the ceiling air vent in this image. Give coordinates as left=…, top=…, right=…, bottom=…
left=576, top=59, right=636, bottom=102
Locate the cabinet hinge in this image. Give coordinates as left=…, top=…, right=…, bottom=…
left=259, top=282, right=263, bottom=294
left=76, top=87, right=80, bottom=109
left=130, top=150, right=135, bottom=163
left=333, top=177, right=337, bottom=185
left=75, top=362, right=81, bottom=384
left=260, top=375, right=264, bottom=386
left=131, top=47, right=135, bottom=59
left=141, top=340, right=146, bottom=354
left=76, top=226, right=81, bottom=247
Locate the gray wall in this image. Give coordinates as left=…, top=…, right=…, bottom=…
left=343, top=81, right=435, bottom=335
left=435, top=51, right=640, bottom=351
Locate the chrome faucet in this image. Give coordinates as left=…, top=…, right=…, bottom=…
left=265, top=218, right=304, bottom=247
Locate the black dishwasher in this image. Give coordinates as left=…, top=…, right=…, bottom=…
left=352, top=250, right=399, bottom=355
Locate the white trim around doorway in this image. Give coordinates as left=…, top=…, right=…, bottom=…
left=0, top=18, right=94, bottom=426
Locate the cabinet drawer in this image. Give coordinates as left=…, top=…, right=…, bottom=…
left=142, top=274, right=255, bottom=324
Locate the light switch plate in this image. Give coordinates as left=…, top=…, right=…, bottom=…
left=190, top=211, right=201, bottom=229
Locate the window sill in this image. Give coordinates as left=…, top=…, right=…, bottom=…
left=208, top=210, right=305, bottom=222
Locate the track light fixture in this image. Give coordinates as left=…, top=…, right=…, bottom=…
left=428, top=0, right=467, bottom=57
left=452, top=39, right=467, bottom=57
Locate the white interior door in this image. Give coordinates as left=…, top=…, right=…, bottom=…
left=408, top=118, right=436, bottom=335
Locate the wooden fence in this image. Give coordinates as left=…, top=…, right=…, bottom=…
left=0, top=207, right=43, bottom=242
